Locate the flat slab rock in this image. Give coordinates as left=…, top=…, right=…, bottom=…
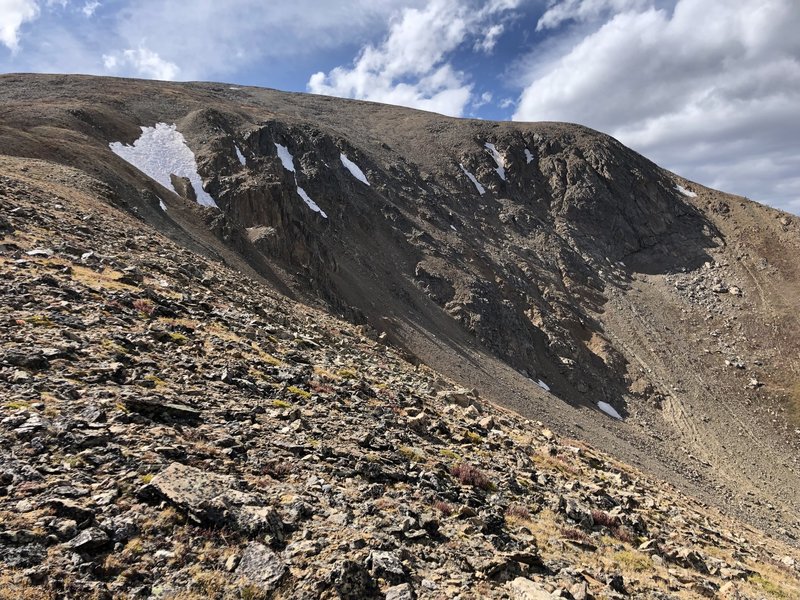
left=148, top=462, right=238, bottom=509
left=146, top=463, right=282, bottom=537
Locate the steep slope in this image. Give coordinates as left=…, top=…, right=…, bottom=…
left=1, top=74, right=799, bottom=544
left=3, top=154, right=800, bottom=600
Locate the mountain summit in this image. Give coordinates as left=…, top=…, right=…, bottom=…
left=1, top=74, right=799, bottom=599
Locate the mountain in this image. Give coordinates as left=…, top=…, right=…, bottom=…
left=0, top=73, right=799, bottom=599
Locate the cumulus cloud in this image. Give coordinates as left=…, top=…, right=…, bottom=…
left=104, top=0, right=431, bottom=81
left=308, top=0, right=520, bottom=117
left=103, top=47, right=180, bottom=80
left=515, top=0, right=800, bottom=211
left=0, top=0, right=40, bottom=51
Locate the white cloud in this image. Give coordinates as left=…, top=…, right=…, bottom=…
left=0, top=0, right=40, bottom=51
left=104, top=1, right=430, bottom=81
left=103, top=46, right=180, bottom=80
left=82, top=1, right=100, bottom=17
left=475, top=23, right=504, bottom=53
left=308, top=0, right=520, bottom=117
left=515, top=0, right=800, bottom=211
left=537, top=0, right=648, bottom=30
left=473, top=90, right=493, bottom=108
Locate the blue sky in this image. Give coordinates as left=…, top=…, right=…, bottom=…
left=2, top=0, right=799, bottom=213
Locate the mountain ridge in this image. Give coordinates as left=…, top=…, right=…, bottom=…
left=1, top=73, right=800, bottom=598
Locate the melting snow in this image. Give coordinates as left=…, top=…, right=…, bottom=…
left=675, top=184, right=697, bottom=198
left=274, top=143, right=296, bottom=172
left=297, top=186, right=328, bottom=218
left=340, top=153, right=369, bottom=185
left=524, top=148, right=534, bottom=164
left=109, top=122, right=218, bottom=208
left=597, top=401, right=622, bottom=420
left=159, top=199, right=167, bottom=212
left=537, top=379, right=550, bottom=392
left=484, top=143, right=506, bottom=180
left=459, top=164, right=485, bottom=195
left=235, top=145, right=246, bottom=166
left=274, top=143, right=327, bottom=218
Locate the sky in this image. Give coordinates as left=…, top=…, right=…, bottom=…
left=1, top=0, right=799, bottom=213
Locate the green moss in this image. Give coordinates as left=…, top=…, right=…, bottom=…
left=439, top=448, right=461, bottom=460
left=465, top=431, right=483, bottom=444
left=4, top=401, right=30, bottom=410
left=750, top=574, right=790, bottom=599
left=272, top=399, right=292, bottom=408
left=168, top=332, right=189, bottom=345
left=25, top=314, right=54, bottom=327
left=399, top=446, right=426, bottom=462
left=286, top=386, right=311, bottom=399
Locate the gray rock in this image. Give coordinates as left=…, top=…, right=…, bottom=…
left=508, top=577, right=552, bottom=599
left=385, top=583, right=416, bottom=600
left=369, top=550, right=406, bottom=584
left=64, top=527, right=109, bottom=551
left=330, top=559, right=378, bottom=600
left=235, top=542, right=287, bottom=595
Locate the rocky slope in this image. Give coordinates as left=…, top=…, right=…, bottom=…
left=1, top=73, right=800, bottom=597
left=2, top=154, right=800, bottom=600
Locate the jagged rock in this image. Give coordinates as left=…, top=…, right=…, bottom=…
left=385, top=583, right=415, bottom=600
left=234, top=542, right=287, bottom=595
left=122, top=396, right=201, bottom=421
left=329, top=559, right=379, bottom=599
left=64, top=527, right=109, bottom=552
left=231, top=505, right=284, bottom=542
left=508, top=577, right=552, bottom=599
left=368, top=550, right=406, bottom=585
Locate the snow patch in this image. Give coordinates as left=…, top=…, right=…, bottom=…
left=296, top=186, right=327, bottom=218
left=524, top=148, right=534, bottom=164
left=537, top=379, right=550, bottom=392
left=109, top=122, right=218, bottom=208
left=273, top=143, right=327, bottom=218
left=675, top=184, right=697, bottom=198
left=159, top=199, right=167, bottom=212
left=597, top=401, right=622, bottom=420
left=484, top=143, right=506, bottom=180
left=450, top=225, right=457, bottom=231
left=340, top=153, right=369, bottom=185
left=459, top=164, right=485, bottom=195
left=274, top=143, right=296, bottom=172
left=235, top=145, right=246, bottom=166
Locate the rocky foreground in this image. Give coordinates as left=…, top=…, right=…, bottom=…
left=1, top=159, right=799, bottom=600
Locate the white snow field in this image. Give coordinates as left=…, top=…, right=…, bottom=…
left=597, top=401, right=622, bottom=420
left=235, top=145, right=246, bottom=166
left=109, top=123, right=218, bottom=208
left=274, top=143, right=327, bottom=218
left=675, top=184, right=697, bottom=197
left=340, top=153, right=369, bottom=185
left=274, top=143, right=296, bottom=172
left=537, top=379, right=550, bottom=392
left=484, top=142, right=506, bottom=180
left=524, top=148, right=534, bottom=164
left=459, top=164, right=486, bottom=195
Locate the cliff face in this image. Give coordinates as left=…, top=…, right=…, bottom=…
left=2, top=152, right=800, bottom=600
left=1, top=74, right=800, bottom=550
